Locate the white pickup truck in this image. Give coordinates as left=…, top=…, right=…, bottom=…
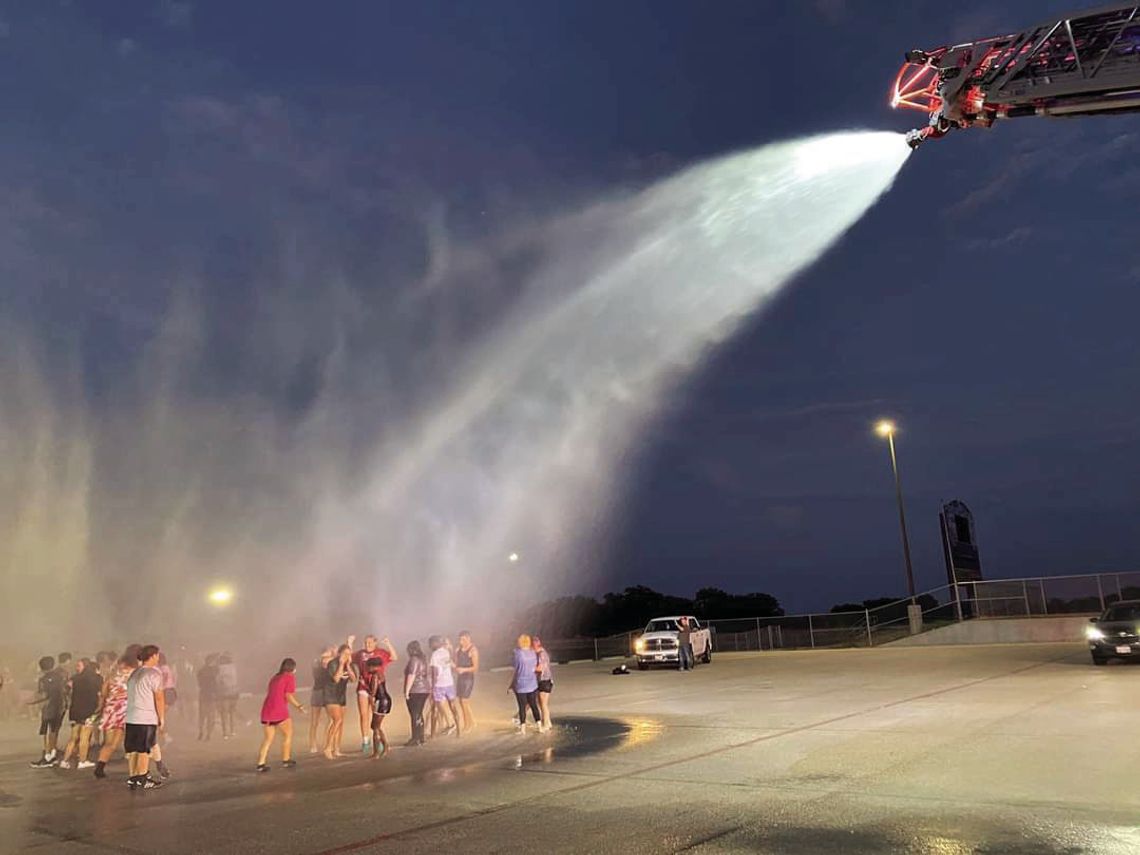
left=633, top=616, right=713, bottom=670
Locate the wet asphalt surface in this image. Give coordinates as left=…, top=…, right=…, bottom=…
left=2, top=644, right=1139, bottom=854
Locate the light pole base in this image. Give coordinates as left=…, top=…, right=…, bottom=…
left=907, top=603, right=923, bottom=635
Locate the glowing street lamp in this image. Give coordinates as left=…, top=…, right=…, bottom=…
left=875, top=420, right=917, bottom=602
left=508, top=553, right=520, bottom=563
left=207, top=586, right=234, bottom=607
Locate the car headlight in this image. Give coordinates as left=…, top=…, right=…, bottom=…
left=1086, top=627, right=1105, bottom=640
left=634, top=639, right=646, bottom=652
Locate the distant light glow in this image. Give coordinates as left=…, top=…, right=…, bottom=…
left=508, top=553, right=520, bottom=563
left=875, top=420, right=897, bottom=438
left=208, top=586, right=234, bottom=606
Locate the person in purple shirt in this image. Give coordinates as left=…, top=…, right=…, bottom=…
left=507, top=635, right=540, bottom=735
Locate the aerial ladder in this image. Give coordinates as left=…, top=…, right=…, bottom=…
left=892, top=2, right=1140, bottom=147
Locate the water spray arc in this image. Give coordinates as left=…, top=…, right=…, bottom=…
left=0, top=132, right=910, bottom=648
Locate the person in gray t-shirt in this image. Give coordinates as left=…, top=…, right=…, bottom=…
left=124, top=645, right=166, bottom=788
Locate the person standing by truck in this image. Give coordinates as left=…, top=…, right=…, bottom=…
left=677, top=617, right=693, bottom=671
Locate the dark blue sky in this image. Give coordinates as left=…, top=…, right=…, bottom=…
left=3, top=1, right=1138, bottom=615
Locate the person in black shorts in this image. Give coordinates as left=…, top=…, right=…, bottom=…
left=125, top=645, right=166, bottom=789
left=29, top=656, right=66, bottom=768
left=59, top=658, right=103, bottom=770
left=533, top=636, right=555, bottom=734
left=454, top=631, right=479, bottom=733
left=307, top=646, right=334, bottom=754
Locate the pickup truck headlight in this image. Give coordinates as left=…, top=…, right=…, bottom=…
left=634, top=638, right=646, bottom=653
left=1086, top=626, right=1105, bottom=641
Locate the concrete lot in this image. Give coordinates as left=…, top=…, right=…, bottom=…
left=2, top=643, right=1139, bottom=854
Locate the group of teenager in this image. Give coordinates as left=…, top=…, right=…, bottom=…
left=22, top=630, right=558, bottom=786
left=255, top=631, right=556, bottom=771
left=27, top=644, right=175, bottom=789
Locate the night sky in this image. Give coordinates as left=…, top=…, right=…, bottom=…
left=3, top=1, right=1138, bottom=618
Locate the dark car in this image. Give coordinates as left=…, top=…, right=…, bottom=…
left=1086, top=600, right=1140, bottom=665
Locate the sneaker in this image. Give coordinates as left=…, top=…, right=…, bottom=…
left=140, top=777, right=164, bottom=789
left=361, top=740, right=371, bottom=754
left=30, top=758, right=55, bottom=769
left=281, top=759, right=296, bottom=768
left=156, top=762, right=171, bottom=779
left=58, top=760, right=72, bottom=770
left=77, top=761, right=95, bottom=770
left=127, top=777, right=142, bottom=789
left=516, top=724, right=526, bottom=735
left=94, top=763, right=107, bottom=779
left=256, top=764, right=270, bottom=773
left=44, top=749, right=57, bottom=763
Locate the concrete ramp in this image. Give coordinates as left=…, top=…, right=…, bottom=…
left=888, top=615, right=1092, bottom=646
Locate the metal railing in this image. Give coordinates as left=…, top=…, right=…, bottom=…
left=555, top=570, right=1140, bottom=658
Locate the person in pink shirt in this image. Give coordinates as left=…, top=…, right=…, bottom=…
left=256, top=659, right=305, bottom=773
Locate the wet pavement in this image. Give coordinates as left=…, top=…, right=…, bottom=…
left=2, top=643, right=1139, bottom=853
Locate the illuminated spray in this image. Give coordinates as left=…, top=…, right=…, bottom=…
left=0, top=131, right=909, bottom=648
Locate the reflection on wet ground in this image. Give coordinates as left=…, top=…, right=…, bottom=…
left=4, top=648, right=1140, bottom=854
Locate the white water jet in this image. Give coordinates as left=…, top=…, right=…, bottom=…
left=0, top=131, right=909, bottom=651
left=280, top=131, right=911, bottom=634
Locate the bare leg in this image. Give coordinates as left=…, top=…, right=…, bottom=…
left=62, top=724, right=81, bottom=764
left=280, top=718, right=294, bottom=762
left=257, top=724, right=276, bottom=766
left=333, top=712, right=345, bottom=755
left=323, top=705, right=339, bottom=758
left=459, top=699, right=476, bottom=732
left=447, top=700, right=462, bottom=736
left=137, top=749, right=150, bottom=778
left=78, top=725, right=94, bottom=762
left=356, top=692, right=372, bottom=748
left=308, top=705, right=324, bottom=753
left=98, top=728, right=123, bottom=763
left=538, top=692, right=551, bottom=730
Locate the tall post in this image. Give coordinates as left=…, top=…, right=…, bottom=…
left=865, top=608, right=873, bottom=647
left=1096, top=575, right=1105, bottom=612
left=1040, top=578, right=1048, bottom=615
left=767, top=625, right=774, bottom=650
left=755, top=617, right=761, bottom=651
left=593, top=637, right=599, bottom=661
left=1021, top=579, right=1031, bottom=616
left=886, top=431, right=917, bottom=602
left=808, top=614, right=815, bottom=649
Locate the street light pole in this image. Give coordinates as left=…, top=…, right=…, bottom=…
left=876, top=421, right=916, bottom=603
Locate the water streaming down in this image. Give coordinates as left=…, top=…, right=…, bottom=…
left=0, top=131, right=909, bottom=651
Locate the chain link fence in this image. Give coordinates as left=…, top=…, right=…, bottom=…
left=536, top=571, right=1140, bottom=659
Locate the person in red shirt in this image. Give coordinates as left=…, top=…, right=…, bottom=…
left=351, top=635, right=398, bottom=754
left=351, top=636, right=379, bottom=755
left=256, top=659, right=305, bottom=773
